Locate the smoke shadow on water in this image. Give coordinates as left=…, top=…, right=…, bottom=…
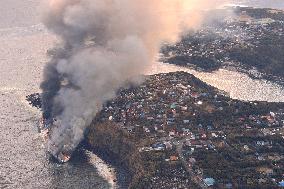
left=82, top=140, right=132, bottom=189
left=48, top=148, right=113, bottom=189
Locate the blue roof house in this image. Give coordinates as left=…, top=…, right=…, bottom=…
left=279, top=181, right=284, bottom=187
left=204, top=178, right=215, bottom=187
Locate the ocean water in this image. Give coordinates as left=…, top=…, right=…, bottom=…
left=235, top=0, right=284, bottom=9
left=1, top=1, right=284, bottom=189
left=0, top=1, right=117, bottom=189
left=146, top=62, right=284, bottom=102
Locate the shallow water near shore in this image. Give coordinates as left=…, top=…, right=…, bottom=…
left=146, top=62, right=284, bottom=102
left=0, top=1, right=119, bottom=188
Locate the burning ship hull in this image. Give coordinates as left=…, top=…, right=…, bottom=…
left=48, top=142, right=71, bottom=163
left=41, top=118, right=71, bottom=163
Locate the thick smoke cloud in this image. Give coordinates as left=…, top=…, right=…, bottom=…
left=41, top=0, right=227, bottom=157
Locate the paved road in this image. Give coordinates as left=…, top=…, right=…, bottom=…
left=176, top=138, right=208, bottom=189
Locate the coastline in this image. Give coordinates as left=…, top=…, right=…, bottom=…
left=26, top=71, right=284, bottom=188
left=86, top=122, right=148, bottom=189
left=83, top=140, right=132, bottom=189
left=36, top=116, right=122, bottom=189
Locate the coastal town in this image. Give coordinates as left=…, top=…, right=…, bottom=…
left=24, top=6, right=284, bottom=189
left=91, top=71, right=284, bottom=189
left=4, top=0, right=284, bottom=189
left=161, top=7, right=284, bottom=84
left=27, top=71, right=284, bottom=188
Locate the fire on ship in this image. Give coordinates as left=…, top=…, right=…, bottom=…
left=40, top=118, right=71, bottom=163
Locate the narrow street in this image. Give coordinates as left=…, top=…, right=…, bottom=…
left=176, top=138, right=208, bottom=189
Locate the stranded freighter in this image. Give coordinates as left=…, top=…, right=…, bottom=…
left=40, top=118, right=71, bottom=163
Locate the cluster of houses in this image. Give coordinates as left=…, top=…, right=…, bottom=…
left=161, top=8, right=284, bottom=73
left=25, top=70, right=283, bottom=188
left=99, top=72, right=229, bottom=140
left=148, top=165, right=193, bottom=189
left=181, top=107, right=284, bottom=186
left=97, top=71, right=284, bottom=188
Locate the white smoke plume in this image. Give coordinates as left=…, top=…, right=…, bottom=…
left=41, top=0, right=228, bottom=158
